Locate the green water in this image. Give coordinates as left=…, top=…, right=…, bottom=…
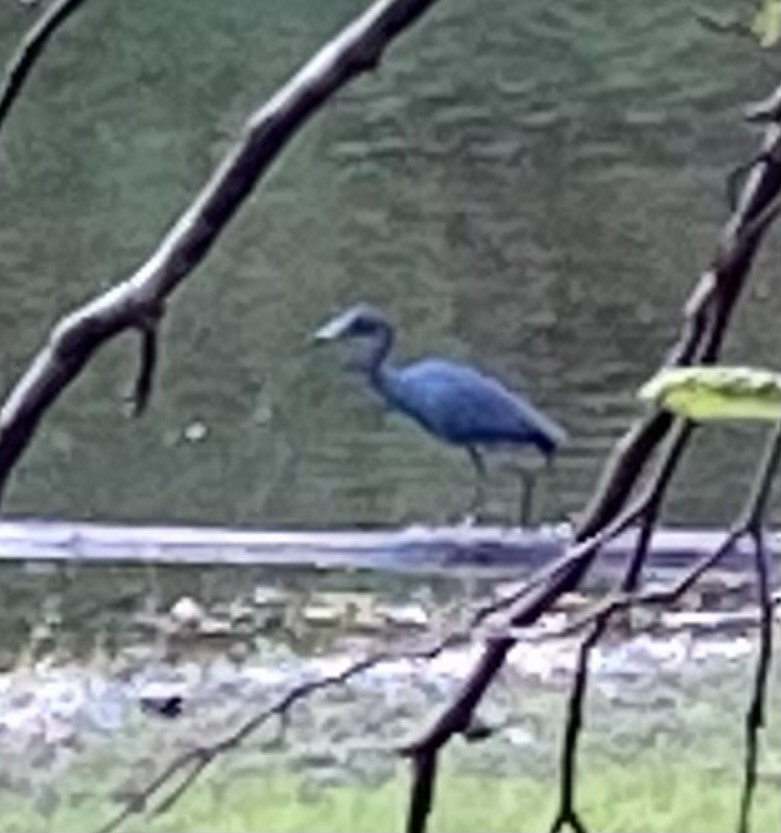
left=0, top=0, right=779, bottom=527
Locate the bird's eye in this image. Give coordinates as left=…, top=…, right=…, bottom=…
left=353, top=318, right=376, bottom=335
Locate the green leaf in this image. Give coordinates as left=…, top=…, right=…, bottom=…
left=638, top=366, right=781, bottom=421
left=751, top=0, right=781, bottom=47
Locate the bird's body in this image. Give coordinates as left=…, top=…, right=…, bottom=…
left=313, top=304, right=566, bottom=522
left=376, top=357, right=562, bottom=456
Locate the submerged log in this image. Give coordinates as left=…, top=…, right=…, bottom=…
left=0, top=518, right=778, bottom=579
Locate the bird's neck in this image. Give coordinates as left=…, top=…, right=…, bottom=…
left=358, top=324, right=394, bottom=388
left=370, top=360, right=398, bottom=402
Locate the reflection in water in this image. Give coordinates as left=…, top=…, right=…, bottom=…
left=0, top=0, right=778, bottom=527
left=0, top=555, right=761, bottom=667
left=0, top=561, right=470, bottom=666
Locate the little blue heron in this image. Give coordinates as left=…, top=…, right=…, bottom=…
left=313, top=304, right=566, bottom=523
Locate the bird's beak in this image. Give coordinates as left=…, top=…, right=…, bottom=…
left=311, top=323, right=338, bottom=344
left=310, top=313, right=349, bottom=345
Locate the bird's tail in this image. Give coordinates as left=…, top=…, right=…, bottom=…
left=535, top=413, right=567, bottom=459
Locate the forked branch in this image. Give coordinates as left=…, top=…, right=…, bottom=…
left=95, top=505, right=651, bottom=833
left=95, top=643, right=455, bottom=833
left=0, top=0, right=445, bottom=504
left=550, top=421, right=692, bottom=833
left=401, top=83, right=781, bottom=833
left=551, top=415, right=781, bottom=832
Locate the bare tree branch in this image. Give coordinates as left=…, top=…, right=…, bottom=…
left=694, top=10, right=756, bottom=43
left=399, top=495, right=662, bottom=833
left=550, top=619, right=593, bottom=833
left=567, top=95, right=781, bottom=543
left=87, top=417, right=781, bottom=833
left=0, top=0, right=91, bottom=134
left=745, top=84, right=781, bottom=124
left=406, top=753, right=438, bottom=833
left=576, top=422, right=781, bottom=833
left=0, top=0, right=445, bottom=505
left=4, top=3, right=778, bottom=828
left=550, top=422, right=692, bottom=833
left=538, top=416, right=781, bottom=641
left=737, top=527, right=775, bottom=833
left=90, top=72, right=781, bottom=833
left=737, top=419, right=781, bottom=833
left=400, top=84, right=781, bottom=833
left=95, top=637, right=464, bottom=833
left=126, top=305, right=164, bottom=416
left=94, top=504, right=653, bottom=833
left=533, top=415, right=780, bottom=832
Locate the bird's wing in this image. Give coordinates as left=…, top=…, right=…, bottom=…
left=393, top=359, right=541, bottom=444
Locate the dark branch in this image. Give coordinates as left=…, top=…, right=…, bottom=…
left=95, top=635, right=466, bottom=833
left=726, top=152, right=778, bottom=212
left=737, top=419, right=781, bottom=833
left=745, top=85, right=781, bottom=124
left=0, top=0, right=90, bottom=134
left=737, top=528, right=774, bottom=833
left=549, top=416, right=779, bottom=832
left=406, top=752, right=438, bottom=833
left=579, top=88, right=781, bottom=536
left=93, top=500, right=650, bottom=833
left=550, top=422, right=692, bottom=833
left=127, top=307, right=164, bottom=417
left=0, top=0, right=445, bottom=505
left=131, top=326, right=158, bottom=417
left=92, top=413, right=779, bottom=833
left=560, top=418, right=781, bottom=637
left=551, top=619, right=594, bottom=833
left=94, top=504, right=650, bottom=831
left=694, top=10, right=755, bottom=43
left=561, top=529, right=744, bottom=635
left=470, top=497, right=649, bottom=626
left=400, top=492, right=656, bottom=833
left=400, top=83, right=781, bottom=833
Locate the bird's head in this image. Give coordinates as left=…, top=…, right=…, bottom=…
left=312, top=303, right=389, bottom=344
left=311, top=304, right=393, bottom=374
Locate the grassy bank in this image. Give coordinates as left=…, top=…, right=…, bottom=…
left=1, top=626, right=778, bottom=833
left=3, top=745, right=778, bottom=833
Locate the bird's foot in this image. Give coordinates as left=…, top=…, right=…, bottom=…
left=439, top=509, right=482, bottom=529
left=456, top=512, right=479, bottom=528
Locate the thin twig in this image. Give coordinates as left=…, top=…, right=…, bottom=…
left=126, top=303, right=164, bottom=416
left=550, top=422, right=692, bottom=833
left=553, top=528, right=746, bottom=637
left=737, top=419, right=781, bottom=833
left=726, top=152, right=778, bottom=212
left=549, top=417, right=781, bottom=641
left=695, top=10, right=755, bottom=42
left=401, top=492, right=659, bottom=833
left=550, top=621, right=595, bottom=833
left=92, top=410, right=780, bottom=833
left=549, top=418, right=780, bottom=833
left=737, top=528, right=774, bottom=833
left=93, top=495, right=651, bottom=833
left=0, top=0, right=90, bottom=133
left=745, top=84, right=781, bottom=123
left=470, top=496, right=649, bottom=627
left=95, top=634, right=470, bottom=833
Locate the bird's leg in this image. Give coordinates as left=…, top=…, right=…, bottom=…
left=466, top=446, right=487, bottom=523
left=517, top=466, right=537, bottom=528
